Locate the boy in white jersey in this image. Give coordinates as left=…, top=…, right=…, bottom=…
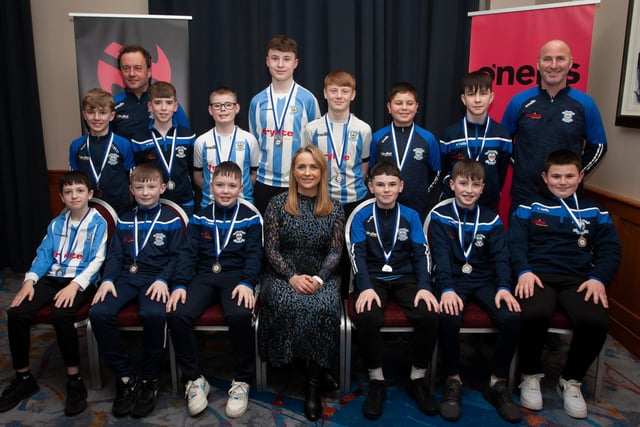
left=194, top=86, right=260, bottom=209
left=1, top=171, right=107, bottom=416
left=249, top=34, right=321, bottom=213
left=302, top=70, right=371, bottom=296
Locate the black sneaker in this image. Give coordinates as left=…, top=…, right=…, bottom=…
left=440, top=378, right=462, bottom=421
left=482, top=380, right=522, bottom=424
left=64, top=377, right=88, bottom=416
left=0, top=375, right=39, bottom=413
left=362, top=379, right=385, bottom=420
left=131, top=378, right=159, bottom=418
left=408, top=377, right=438, bottom=415
left=112, top=376, right=137, bottom=417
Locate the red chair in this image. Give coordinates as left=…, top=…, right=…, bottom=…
left=32, top=197, right=118, bottom=390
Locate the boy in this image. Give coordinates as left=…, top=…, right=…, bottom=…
left=429, top=160, right=521, bottom=423
left=369, top=82, right=441, bottom=223
left=509, top=150, right=620, bottom=419
left=193, top=87, right=260, bottom=209
left=89, top=163, right=185, bottom=419
left=132, top=81, right=196, bottom=217
left=167, top=161, right=263, bottom=418
left=302, top=70, right=371, bottom=296
left=439, top=71, right=512, bottom=211
left=113, top=45, right=190, bottom=141
left=349, top=162, right=440, bottom=420
left=248, top=34, right=321, bottom=213
left=0, top=171, right=107, bottom=416
left=70, top=88, right=135, bottom=214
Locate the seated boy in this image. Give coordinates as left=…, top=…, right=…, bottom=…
left=429, top=160, right=521, bottom=423
left=439, top=71, right=512, bottom=211
left=349, top=161, right=440, bottom=420
left=167, top=161, right=263, bottom=418
left=193, top=86, right=260, bottom=209
left=132, top=81, right=196, bottom=217
left=0, top=171, right=107, bottom=416
left=70, top=88, right=135, bottom=214
left=89, top=163, right=185, bottom=419
left=509, top=149, right=621, bottom=419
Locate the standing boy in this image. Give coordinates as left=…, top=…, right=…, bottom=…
left=369, top=82, right=441, bottom=222
left=132, top=81, right=196, bottom=217
left=1, top=171, right=107, bottom=416
left=348, top=162, right=440, bottom=420
left=193, top=87, right=260, bottom=209
left=429, top=160, right=521, bottom=423
left=249, top=35, right=321, bottom=213
left=439, top=72, right=512, bottom=211
left=70, top=88, right=135, bottom=214
left=302, top=70, right=371, bottom=295
left=167, top=161, right=263, bottom=418
left=89, top=163, right=185, bottom=419
left=509, top=150, right=620, bottom=419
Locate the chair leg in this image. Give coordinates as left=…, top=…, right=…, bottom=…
left=339, top=300, right=348, bottom=393
left=593, top=343, right=606, bottom=402
left=254, top=314, right=267, bottom=391
left=86, top=320, right=102, bottom=390
left=343, top=306, right=352, bottom=393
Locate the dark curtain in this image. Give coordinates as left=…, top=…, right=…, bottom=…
left=0, top=1, right=51, bottom=271
left=149, top=0, right=478, bottom=137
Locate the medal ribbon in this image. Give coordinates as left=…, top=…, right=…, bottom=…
left=151, top=128, right=177, bottom=178
left=55, top=208, right=92, bottom=271
left=390, top=123, right=415, bottom=172
left=269, top=82, right=296, bottom=140
left=451, top=202, right=480, bottom=264
left=558, top=194, right=585, bottom=233
left=213, top=203, right=240, bottom=259
left=86, top=133, right=114, bottom=185
left=133, top=207, right=162, bottom=261
left=372, top=204, right=400, bottom=266
left=324, top=114, right=352, bottom=172
left=463, top=117, right=489, bottom=161
left=213, top=126, right=238, bottom=165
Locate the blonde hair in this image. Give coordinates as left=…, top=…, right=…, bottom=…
left=285, top=145, right=333, bottom=216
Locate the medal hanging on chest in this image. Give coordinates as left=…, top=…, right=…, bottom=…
left=373, top=204, right=400, bottom=273
left=211, top=203, right=240, bottom=274
left=131, top=207, right=162, bottom=275
left=451, top=202, right=480, bottom=275
left=558, top=195, right=588, bottom=248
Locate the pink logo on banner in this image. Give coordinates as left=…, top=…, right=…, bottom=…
left=469, top=4, right=596, bottom=121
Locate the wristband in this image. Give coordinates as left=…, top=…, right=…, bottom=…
left=312, top=275, right=324, bottom=286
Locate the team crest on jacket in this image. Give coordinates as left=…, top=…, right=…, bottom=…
left=290, top=106, right=298, bottom=114
left=176, top=146, right=187, bottom=158
left=484, top=150, right=497, bottom=166
left=561, top=110, right=575, bottom=123
left=349, top=131, right=358, bottom=140
left=413, top=148, right=425, bottom=161
left=474, top=234, right=485, bottom=247
left=152, top=232, right=167, bottom=246
left=233, top=230, right=246, bottom=244
left=107, top=152, right=120, bottom=166
left=398, top=228, right=409, bottom=241
left=236, top=141, right=245, bottom=150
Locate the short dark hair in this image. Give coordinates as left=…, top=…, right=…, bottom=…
left=267, top=35, right=297, bottom=56
left=212, top=161, right=242, bottom=182
left=387, top=82, right=417, bottom=103
left=461, top=70, right=493, bottom=94
left=544, top=149, right=582, bottom=173
left=369, top=161, right=402, bottom=181
left=148, top=81, right=176, bottom=100
left=117, top=45, right=152, bottom=68
left=451, top=159, right=485, bottom=181
left=59, top=171, right=92, bottom=192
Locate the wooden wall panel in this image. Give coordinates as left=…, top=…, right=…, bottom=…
left=48, top=170, right=66, bottom=215
left=586, top=186, right=640, bottom=357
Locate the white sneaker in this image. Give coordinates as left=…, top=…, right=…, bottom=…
left=519, top=373, right=544, bottom=410
left=225, top=380, right=249, bottom=418
left=557, top=377, right=587, bottom=419
left=185, top=375, right=210, bottom=416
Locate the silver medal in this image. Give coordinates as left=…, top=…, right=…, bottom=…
left=167, top=179, right=176, bottom=190
left=462, top=263, right=473, bottom=274
left=212, top=261, right=222, bottom=273
left=274, top=137, right=283, bottom=147
left=382, top=264, right=393, bottom=272
left=334, top=174, right=343, bottom=183
left=129, top=263, right=138, bottom=274
left=577, top=236, right=587, bottom=248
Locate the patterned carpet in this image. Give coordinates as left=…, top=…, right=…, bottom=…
left=0, top=271, right=638, bottom=426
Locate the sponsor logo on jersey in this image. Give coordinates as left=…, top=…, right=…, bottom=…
left=531, top=218, right=548, bottom=227
left=525, top=112, right=542, bottom=119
